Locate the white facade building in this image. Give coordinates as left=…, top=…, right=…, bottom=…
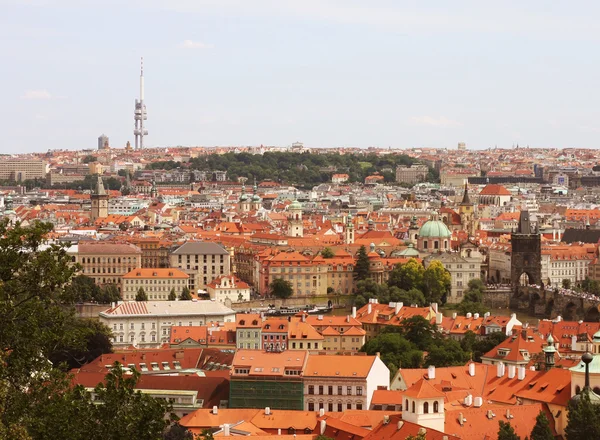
left=99, top=300, right=236, bottom=348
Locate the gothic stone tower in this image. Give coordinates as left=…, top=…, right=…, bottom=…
left=510, top=210, right=542, bottom=288
left=91, top=175, right=109, bottom=221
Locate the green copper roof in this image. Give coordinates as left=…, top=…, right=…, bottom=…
left=418, top=220, right=451, bottom=238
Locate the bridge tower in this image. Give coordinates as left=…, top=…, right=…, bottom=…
left=510, top=210, right=542, bottom=289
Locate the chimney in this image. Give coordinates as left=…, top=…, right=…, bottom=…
left=556, top=315, right=562, bottom=322
left=432, top=302, right=438, bottom=313
left=466, top=312, right=472, bottom=319
left=278, top=429, right=281, bottom=435
left=487, top=410, right=494, bottom=419
left=223, top=424, right=230, bottom=436
left=506, top=409, right=512, bottom=419
left=496, top=362, right=505, bottom=378
left=468, top=363, right=476, bottom=377
left=212, top=406, right=218, bottom=415
left=320, top=420, right=326, bottom=435
left=474, top=313, right=479, bottom=319
left=368, top=303, right=372, bottom=314
left=346, top=315, right=350, bottom=323
left=397, top=421, right=404, bottom=431
left=395, top=302, right=403, bottom=314
left=474, top=397, right=483, bottom=407
left=318, top=315, right=323, bottom=321
left=383, top=415, right=390, bottom=425
left=484, top=312, right=490, bottom=318
left=319, top=408, right=325, bottom=417
left=376, top=352, right=381, bottom=358
left=265, top=407, right=271, bottom=415
left=352, top=306, right=357, bottom=318
left=418, top=428, right=426, bottom=436
left=464, top=394, right=472, bottom=406
left=428, top=365, right=436, bottom=380
left=518, top=366, right=526, bottom=380
left=458, top=413, right=464, bottom=426
left=572, top=335, right=578, bottom=351
left=435, top=312, right=443, bottom=325
left=507, top=364, right=516, bottom=379
left=452, top=312, right=457, bottom=319
left=302, top=314, right=306, bottom=323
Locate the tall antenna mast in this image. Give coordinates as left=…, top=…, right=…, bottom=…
left=133, top=57, right=148, bottom=149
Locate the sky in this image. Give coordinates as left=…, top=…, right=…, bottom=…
left=2, top=0, right=600, bottom=152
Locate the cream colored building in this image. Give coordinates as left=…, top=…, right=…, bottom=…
left=77, top=242, right=142, bottom=289
left=303, top=354, right=389, bottom=412
left=395, top=164, right=428, bottom=185
left=170, top=242, right=231, bottom=293
left=206, top=275, right=251, bottom=305
left=423, top=247, right=482, bottom=303
left=0, top=159, right=47, bottom=181
left=306, top=314, right=365, bottom=352
left=122, top=268, right=189, bottom=300
left=264, top=251, right=327, bottom=297
left=99, top=300, right=236, bottom=347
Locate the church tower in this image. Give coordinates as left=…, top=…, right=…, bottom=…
left=90, top=175, right=109, bottom=221
left=345, top=213, right=355, bottom=244
left=288, top=195, right=303, bottom=237
left=150, top=177, right=158, bottom=199
left=251, top=179, right=262, bottom=211
left=459, top=182, right=475, bottom=235
left=238, top=183, right=250, bottom=213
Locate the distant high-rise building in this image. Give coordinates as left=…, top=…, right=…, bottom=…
left=98, top=134, right=109, bottom=150
left=133, top=58, right=148, bottom=149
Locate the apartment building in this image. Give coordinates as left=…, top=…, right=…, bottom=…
left=542, top=243, right=595, bottom=288
left=235, top=314, right=263, bottom=350
left=395, top=164, right=428, bottom=185
left=99, top=300, right=236, bottom=348
left=305, top=314, right=366, bottom=352
left=170, top=242, right=231, bottom=293
left=122, top=268, right=189, bottom=300
left=259, top=250, right=327, bottom=297
left=423, top=250, right=482, bottom=303
left=303, top=353, right=389, bottom=412
left=76, top=242, right=142, bottom=288
left=0, top=159, right=47, bottom=181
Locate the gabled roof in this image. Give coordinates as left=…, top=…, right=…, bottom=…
left=403, top=378, right=445, bottom=399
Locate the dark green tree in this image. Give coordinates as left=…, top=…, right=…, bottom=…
left=565, top=390, right=600, bottom=440
left=498, top=421, right=521, bottom=440
left=48, top=319, right=113, bottom=370
left=270, top=278, right=294, bottom=299
left=99, top=283, right=121, bottom=303
left=168, top=288, right=177, bottom=301
left=530, top=410, right=554, bottom=440
left=424, top=338, right=471, bottom=367
left=361, top=332, right=423, bottom=378
left=163, top=423, right=193, bottom=440
left=320, top=247, right=335, bottom=258
left=136, top=287, right=148, bottom=301
left=562, top=279, right=571, bottom=289
left=397, top=315, right=439, bottom=351
left=179, top=287, right=192, bottom=300
left=354, top=245, right=370, bottom=281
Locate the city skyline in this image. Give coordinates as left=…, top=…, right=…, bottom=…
left=3, top=1, right=600, bottom=152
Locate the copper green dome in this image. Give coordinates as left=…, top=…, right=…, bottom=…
left=418, top=220, right=451, bottom=238
left=290, top=199, right=302, bottom=210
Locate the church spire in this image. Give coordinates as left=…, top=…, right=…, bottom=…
left=460, top=181, right=471, bottom=206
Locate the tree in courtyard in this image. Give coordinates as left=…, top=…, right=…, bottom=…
left=530, top=410, right=554, bottom=440
left=270, top=278, right=293, bottom=299
left=460, top=330, right=507, bottom=362
left=320, top=247, right=335, bottom=258
left=163, top=423, right=193, bottom=440
left=135, top=287, right=148, bottom=301
left=168, top=288, right=177, bottom=301
left=422, top=260, right=451, bottom=304
left=562, top=278, right=571, bottom=289
left=360, top=332, right=423, bottom=378
left=353, top=245, right=370, bottom=281
left=498, top=420, right=521, bottom=440
left=179, top=287, right=192, bottom=300
left=99, top=283, right=122, bottom=303
left=388, top=258, right=424, bottom=291
left=424, top=338, right=471, bottom=367
left=565, top=390, right=600, bottom=440
left=458, top=278, right=489, bottom=316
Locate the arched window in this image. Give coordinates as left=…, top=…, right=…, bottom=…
left=412, top=401, right=415, bottom=413
left=576, top=385, right=581, bottom=395
left=424, top=402, right=429, bottom=414
left=434, top=241, right=439, bottom=249
left=423, top=241, right=428, bottom=249
left=444, top=240, right=448, bottom=249
left=433, top=401, right=439, bottom=412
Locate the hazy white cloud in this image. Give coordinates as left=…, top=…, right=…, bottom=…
left=179, top=40, right=214, bottom=49
left=21, top=89, right=52, bottom=100
left=409, top=116, right=462, bottom=128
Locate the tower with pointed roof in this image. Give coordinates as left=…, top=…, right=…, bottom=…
left=90, top=174, right=109, bottom=221
left=150, top=176, right=158, bottom=199
left=544, top=334, right=557, bottom=370
left=288, top=194, right=303, bottom=237
left=459, top=182, right=476, bottom=236
left=238, top=183, right=250, bottom=213
left=345, top=213, right=354, bottom=244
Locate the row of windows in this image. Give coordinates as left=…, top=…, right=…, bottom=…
left=291, top=342, right=319, bottom=349
left=307, top=402, right=362, bottom=411
left=81, top=257, right=138, bottom=264
left=405, top=399, right=440, bottom=414
left=124, top=279, right=185, bottom=285
left=177, top=255, right=225, bottom=263
left=308, top=385, right=362, bottom=396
